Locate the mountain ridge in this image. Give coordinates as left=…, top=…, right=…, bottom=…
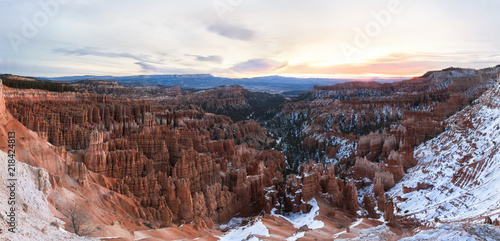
left=389, top=82, right=500, bottom=224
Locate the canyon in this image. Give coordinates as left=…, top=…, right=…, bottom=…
left=0, top=66, right=500, bottom=240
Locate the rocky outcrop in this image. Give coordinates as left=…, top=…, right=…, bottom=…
left=363, top=194, right=379, bottom=219
left=68, top=162, right=88, bottom=184
left=383, top=196, right=397, bottom=224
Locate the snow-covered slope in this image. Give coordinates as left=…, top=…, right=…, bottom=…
left=219, top=218, right=270, bottom=241
left=389, top=84, right=500, bottom=223
left=0, top=151, right=95, bottom=241
left=401, top=224, right=500, bottom=241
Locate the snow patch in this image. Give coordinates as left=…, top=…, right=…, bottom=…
left=219, top=217, right=252, bottom=230
left=286, top=231, right=305, bottom=241
left=219, top=218, right=270, bottom=241
left=0, top=151, right=95, bottom=241
left=401, top=224, right=500, bottom=241
left=336, top=224, right=396, bottom=241
left=273, top=198, right=324, bottom=230
left=332, top=218, right=364, bottom=239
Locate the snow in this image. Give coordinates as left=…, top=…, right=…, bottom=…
left=389, top=86, right=500, bottom=223
left=401, top=224, right=500, bottom=241
left=270, top=198, right=324, bottom=240
left=357, top=184, right=374, bottom=205
left=219, top=218, right=270, bottom=241
left=273, top=198, right=324, bottom=230
left=336, top=224, right=396, bottom=241
left=219, top=217, right=252, bottom=230
left=0, top=151, right=95, bottom=241
left=303, top=172, right=315, bottom=178
left=221, top=198, right=325, bottom=241
left=335, top=141, right=356, bottom=161
left=319, top=135, right=356, bottom=165
left=276, top=137, right=282, bottom=145
left=332, top=218, right=364, bottom=239
left=286, top=231, right=305, bottom=241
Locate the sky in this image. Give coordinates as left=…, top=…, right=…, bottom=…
left=0, top=0, right=499, bottom=78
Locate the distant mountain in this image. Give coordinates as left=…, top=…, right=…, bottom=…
left=46, top=74, right=356, bottom=95
left=0, top=74, right=76, bottom=92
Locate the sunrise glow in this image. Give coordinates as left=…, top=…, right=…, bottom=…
left=0, top=0, right=499, bottom=78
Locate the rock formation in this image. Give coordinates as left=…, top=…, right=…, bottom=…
left=4, top=84, right=286, bottom=229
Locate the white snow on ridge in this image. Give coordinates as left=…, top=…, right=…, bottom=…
left=220, top=198, right=324, bottom=241
left=272, top=198, right=324, bottom=241
left=273, top=198, right=324, bottom=230
left=332, top=218, right=365, bottom=239
left=389, top=86, right=500, bottom=223
left=219, top=217, right=253, bottom=230
left=286, top=231, right=305, bottom=241
left=401, top=223, right=500, bottom=241
left=0, top=151, right=94, bottom=241
left=219, top=218, right=270, bottom=241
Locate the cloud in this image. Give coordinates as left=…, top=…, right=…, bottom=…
left=231, top=58, right=285, bottom=73
left=188, top=55, right=223, bottom=63
left=280, top=61, right=444, bottom=77
left=135, top=62, right=199, bottom=75
left=207, top=23, right=255, bottom=41
left=367, top=53, right=488, bottom=63
left=53, top=47, right=159, bottom=63
left=277, top=51, right=500, bottom=78
left=5, top=1, right=499, bottom=78
left=135, top=62, right=159, bottom=72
